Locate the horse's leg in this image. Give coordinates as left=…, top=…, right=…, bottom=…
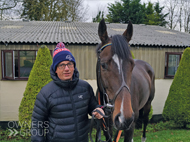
left=123, top=123, right=135, bottom=142
left=142, top=76, right=155, bottom=142
left=142, top=102, right=151, bottom=142
left=135, top=108, right=143, bottom=129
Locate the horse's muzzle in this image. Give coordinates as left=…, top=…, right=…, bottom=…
left=114, top=112, right=134, bottom=130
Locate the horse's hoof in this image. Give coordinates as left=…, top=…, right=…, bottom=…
left=141, top=137, right=146, bottom=142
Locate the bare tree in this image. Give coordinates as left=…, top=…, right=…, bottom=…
left=164, top=0, right=179, bottom=30
left=164, top=0, right=190, bottom=33
left=68, top=0, right=89, bottom=21
left=183, top=0, right=190, bottom=33
left=178, top=0, right=184, bottom=31
left=0, top=0, right=22, bottom=20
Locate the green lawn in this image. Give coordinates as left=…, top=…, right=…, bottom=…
left=91, top=128, right=190, bottom=142
left=133, top=129, right=190, bottom=142
left=1, top=121, right=190, bottom=142
left=91, top=121, right=190, bottom=142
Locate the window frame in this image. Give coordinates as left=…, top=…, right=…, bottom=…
left=165, top=52, right=182, bottom=79
left=2, top=50, right=14, bottom=79
left=1, top=50, right=37, bottom=80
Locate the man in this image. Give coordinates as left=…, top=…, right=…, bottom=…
left=31, top=42, right=104, bottom=142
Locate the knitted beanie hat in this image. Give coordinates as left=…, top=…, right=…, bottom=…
left=53, top=42, right=76, bottom=71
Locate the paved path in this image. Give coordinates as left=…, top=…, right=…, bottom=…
left=151, top=79, right=172, bottom=115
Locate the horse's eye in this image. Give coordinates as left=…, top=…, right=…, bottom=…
left=101, top=63, right=108, bottom=70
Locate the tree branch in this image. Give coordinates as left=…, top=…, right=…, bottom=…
left=0, top=0, right=18, bottom=10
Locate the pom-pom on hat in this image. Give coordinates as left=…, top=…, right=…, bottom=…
left=53, top=42, right=76, bottom=71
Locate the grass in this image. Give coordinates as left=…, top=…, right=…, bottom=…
left=1, top=121, right=190, bottom=142
left=91, top=121, right=190, bottom=142
left=132, top=121, right=190, bottom=142
left=0, top=128, right=30, bottom=142
left=133, top=129, right=190, bottom=142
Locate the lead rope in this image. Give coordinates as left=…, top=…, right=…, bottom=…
left=89, top=90, right=113, bottom=142
left=89, top=108, right=111, bottom=142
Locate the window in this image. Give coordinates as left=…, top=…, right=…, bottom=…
left=165, top=52, right=182, bottom=78
left=2, top=50, right=36, bottom=80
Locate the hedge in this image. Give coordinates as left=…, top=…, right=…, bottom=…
left=19, top=45, right=52, bottom=130
left=162, top=47, right=190, bottom=127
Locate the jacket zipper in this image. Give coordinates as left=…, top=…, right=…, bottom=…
left=69, top=86, right=79, bottom=142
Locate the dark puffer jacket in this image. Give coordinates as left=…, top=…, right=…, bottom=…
left=31, top=66, right=98, bottom=142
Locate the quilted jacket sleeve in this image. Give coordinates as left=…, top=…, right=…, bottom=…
left=88, top=85, right=99, bottom=115
left=31, top=91, right=49, bottom=142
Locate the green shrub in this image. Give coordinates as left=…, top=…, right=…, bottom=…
left=162, top=47, right=190, bottom=128
left=149, top=105, right=153, bottom=120
left=19, top=45, right=52, bottom=130
left=131, top=50, right=135, bottom=59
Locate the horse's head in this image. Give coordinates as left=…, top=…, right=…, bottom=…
left=96, top=19, right=135, bottom=130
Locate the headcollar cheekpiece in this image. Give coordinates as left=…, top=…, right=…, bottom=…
left=98, top=43, right=112, bottom=53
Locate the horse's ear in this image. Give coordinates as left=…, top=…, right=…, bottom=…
left=98, top=18, right=109, bottom=44
left=123, top=20, right=133, bottom=42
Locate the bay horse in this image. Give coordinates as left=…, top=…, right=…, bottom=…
left=95, top=19, right=155, bottom=142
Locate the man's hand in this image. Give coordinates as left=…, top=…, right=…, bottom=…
left=92, top=108, right=105, bottom=119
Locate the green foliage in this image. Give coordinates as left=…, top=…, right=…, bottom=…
left=144, top=2, right=168, bottom=26
left=154, top=2, right=168, bottom=26
left=162, top=47, right=190, bottom=128
left=93, top=11, right=105, bottom=22
left=106, top=1, right=125, bottom=23
left=106, top=0, right=145, bottom=24
left=149, top=105, right=153, bottom=120
left=144, top=2, right=155, bottom=25
left=0, top=127, right=31, bottom=141
left=106, top=0, right=168, bottom=26
left=21, top=0, right=83, bottom=21
left=19, top=45, right=52, bottom=130
left=131, top=50, right=135, bottom=59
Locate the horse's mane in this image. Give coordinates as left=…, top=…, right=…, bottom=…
left=96, top=35, right=131, bottom=60
left=111, top=34, right=131, bottom=60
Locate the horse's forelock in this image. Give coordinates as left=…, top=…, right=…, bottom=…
left=111, top=34, right=131, bottom=60
left=96, top=35, right=131, bottom=59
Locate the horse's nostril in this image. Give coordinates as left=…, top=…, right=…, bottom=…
left=114, top=113, right=134, bottom=130
left=114, top=113, right=122, bottom=129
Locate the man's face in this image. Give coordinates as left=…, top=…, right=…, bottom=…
left=56, top=61, right=74, bottom=81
